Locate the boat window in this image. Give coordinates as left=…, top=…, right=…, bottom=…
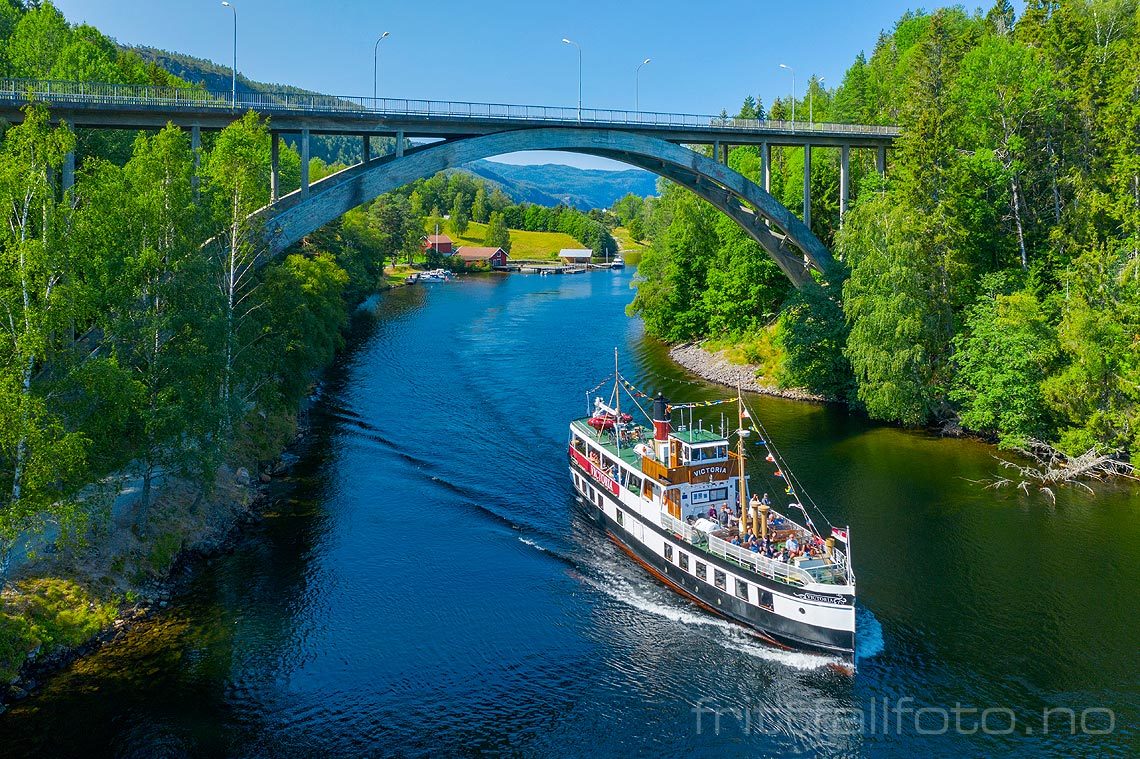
left=616, top=510, right=624, bottom=527
left=759, top=590, right=774, bottom=610
left=664, top=544, right=673, bottom=562
left=736, top=579, right=748, bottom=601
left=714, top=569, right=726, bottom=590
left=708, top=487, right=728, bottom=502
left=679, top=552, right=689, bottom=571
left=696, top=561, right=707, bottom=580
left=627, top=474, right=642, bottom=495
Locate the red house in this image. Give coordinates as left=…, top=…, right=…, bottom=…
left=453, top=246, right=508, bottom=268
left=423, top=234, right=453, bottom=255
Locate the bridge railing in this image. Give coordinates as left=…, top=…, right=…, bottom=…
left=0, top=78, right=900, bottom=137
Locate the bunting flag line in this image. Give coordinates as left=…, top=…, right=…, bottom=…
left=669, top=398, right=735, bottom=410
left=765, top=453, right=775, bottom=462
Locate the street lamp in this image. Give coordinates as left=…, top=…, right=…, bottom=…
left=562, top=38, right=582, bottom=122
left=635, top=57, right=651, bottom=112
left=810, top=77, right=824, bottom=128
left=221, top=2, right=236, bottom=108
left=373, top=31, right=390, bottom=105
left=779, top=63, right=795, bottom=128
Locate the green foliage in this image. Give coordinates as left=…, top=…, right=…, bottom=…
left=483, top=211, right=512, bottom=252
left=841, top=194, right=951, bottom=425
left=701, top=215, right=788, bottom=336
left=628, top=187, right=718, bottom=341
left=776, top=278, right=854, bottom=400
left=0, top=578, right=117, bottom=681
left=471, top=186, right=488, bottom=224
left=449, top=192, right=470, bottom=236
left=951, top=278, right=1059, bottom=446
left=0, top=104, right=89, bottom=548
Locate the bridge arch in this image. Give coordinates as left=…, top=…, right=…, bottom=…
left=260, top=128, right=834, bottom=287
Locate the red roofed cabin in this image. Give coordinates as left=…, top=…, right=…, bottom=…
left=423, top=234, right=453, bottom=255
left=453, top=246, right=508, bottom=269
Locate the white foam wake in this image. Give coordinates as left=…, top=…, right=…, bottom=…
left=581, top=570, right=839, bottom=671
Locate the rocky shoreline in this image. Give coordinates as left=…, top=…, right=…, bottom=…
left=667, top=342, right=833, bottom=403
left=0, top=401, right=316, bottom=715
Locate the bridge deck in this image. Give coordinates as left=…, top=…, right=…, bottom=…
left=0, top=79, right=898, bottom=148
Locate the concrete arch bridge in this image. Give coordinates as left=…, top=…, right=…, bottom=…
left=0, top=79, right=898, bottom=287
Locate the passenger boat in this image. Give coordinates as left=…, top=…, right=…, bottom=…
left=610, top=256, right=625, bottom=269
left=568, top=354, right=856, bottom=668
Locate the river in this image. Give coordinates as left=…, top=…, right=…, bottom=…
left=0, top=270, right=1135, bottom=757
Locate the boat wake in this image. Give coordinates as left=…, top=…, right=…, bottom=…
left=513, top=523, right=844, bottom=672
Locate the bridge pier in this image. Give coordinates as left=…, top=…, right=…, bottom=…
left=802, top=144, right=811, bottom=229
left=761, top=142, right=771, bottom=193
left=840, top=144, right=849, bottom=224
left=62, top=150, right=75, bottom=194
left=191, top=124, right=201, bottom=198
left=876, top=145, right=886, bottom=175
left=722, top=143, right=730, bottom=166
left=362, top=134, right=371, bottom=163
left=396, top=129, right=405, bottom=158
left=300, top=128, right=310, bottom=197
left=270, top=132, right=280, bottom=201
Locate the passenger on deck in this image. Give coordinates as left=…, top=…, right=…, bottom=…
left=750, top=542, right=760, bottom=553
left=787, top=536, right=800, bottom=554
left=731, top=535, right=742, bottom=546
left=708, top=507, right=718, bottom=520
left=718, top=505, right=729, bottom=526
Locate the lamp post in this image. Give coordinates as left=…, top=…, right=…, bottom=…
left=221, top=2, right=236, bottom=108
left=779, top=63, right=795, bottom=128
left=635, top=57, right=651, bottom=112
left=373, top=31, right=390, bottom=105
left=810, top=76, right=824, bottom=128
left=562, top=38, right=582, bottom=122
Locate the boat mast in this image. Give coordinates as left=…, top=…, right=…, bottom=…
left=613, top=347, right=621, bottom=455
left=736, top=385, right=748, bottom=531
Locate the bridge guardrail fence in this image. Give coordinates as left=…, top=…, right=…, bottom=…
left=0, top=78, right=900, bottom=137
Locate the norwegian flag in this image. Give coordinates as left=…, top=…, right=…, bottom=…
left=831, top=527, right=849, bottom=543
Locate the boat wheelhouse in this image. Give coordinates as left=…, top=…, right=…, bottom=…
left=568, top=359, right=856, bottom=666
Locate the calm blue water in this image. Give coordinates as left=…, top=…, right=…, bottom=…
left=1, top=271, right=1136, bottom=757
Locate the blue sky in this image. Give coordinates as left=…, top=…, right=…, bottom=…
left=55, top=0, right=924, bottom=169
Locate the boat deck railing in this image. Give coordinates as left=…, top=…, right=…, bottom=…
left=660, top=512, right=846, bottom=587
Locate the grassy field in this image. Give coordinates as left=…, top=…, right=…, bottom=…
left=425, top=221, right=580, bottom=260
left=612, top=226, right=646, bottom=266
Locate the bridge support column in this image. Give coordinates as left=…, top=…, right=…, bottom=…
left=722, top=143, right=730, bottom=166
left=840, top=144, right=850, bottom=224
left=270, top=132, right=280, bottom=201
left=876, top=145, right=886, bottom=175
left=191, top=124, right=201, bottom=198
left=362, top=135, right=371, bottom=163
left=802, top=144, right=811, bottom=229
left=761, top=141, right=771, bottom=193
left=713, top=141, right=720, bottom=162
left=300, top=128, right=310, bottom=197
left=396, top=129, right=404, bottom=158
left=62, top=150, right=75, bottom=194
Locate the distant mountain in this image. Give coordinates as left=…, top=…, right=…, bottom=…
left=465, top=160, right=658, bottom=210
left=130, top=47, right=659, bottom=209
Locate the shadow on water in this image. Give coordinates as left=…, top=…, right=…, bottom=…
left=0, top=271, right=1136, bottom=758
